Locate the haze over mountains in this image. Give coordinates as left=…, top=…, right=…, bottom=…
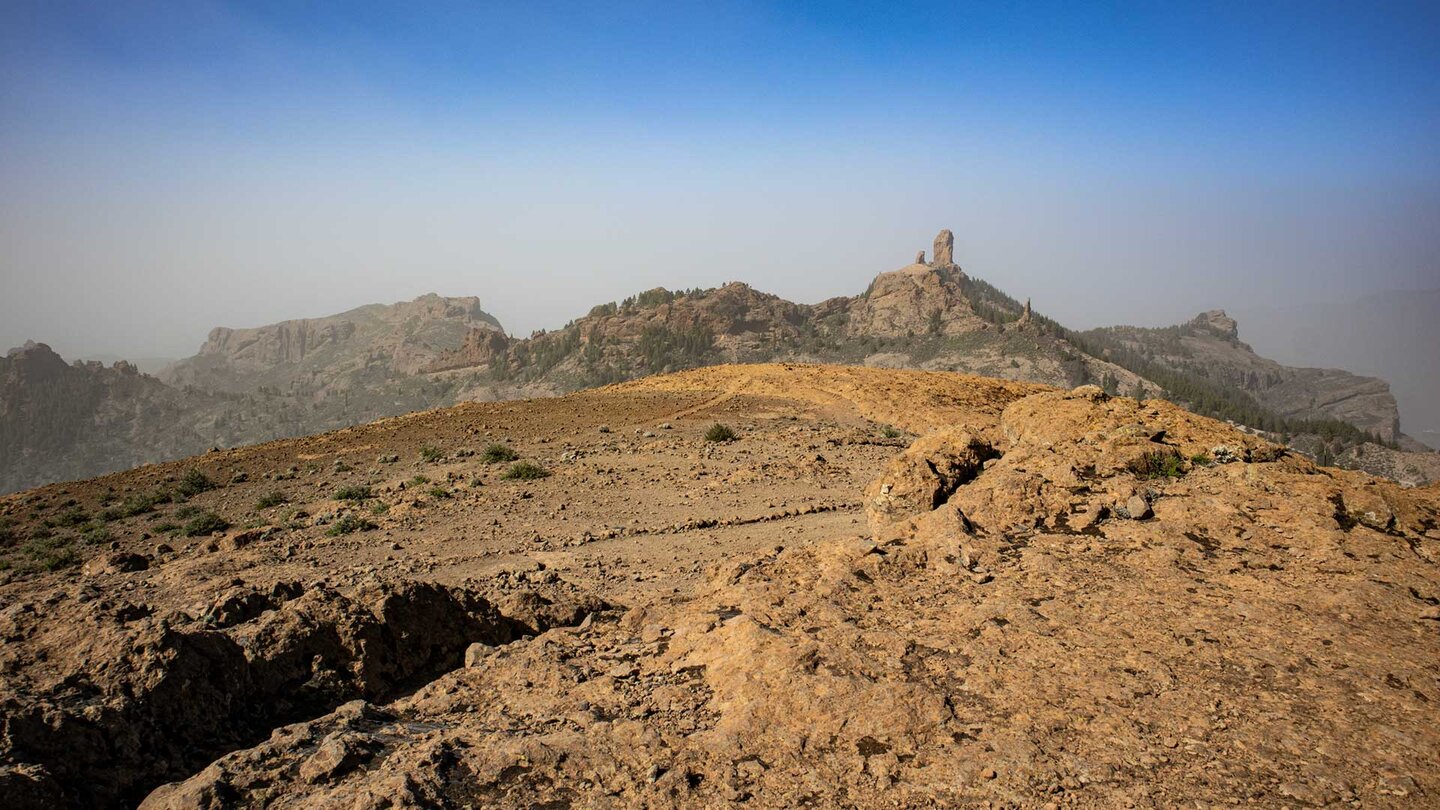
left=4, top=231, right=1434, bottom=494
left=1234, top=290, right=1440, bottom=451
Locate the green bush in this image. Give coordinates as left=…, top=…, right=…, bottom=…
left=256, top=491, right=288, bottom=509
left=120, top=492, right=163, bottom=517
left=19, top=535, right=78, bottom=571
left=500, top=461, right=551, bottom=481
left=704, top=423, right=737, bottom=443
left=173, top=504, right=202, bottom=519
left=370, top=502, right=391, bottom=515
left=879, top=425, right=903, bottom=439
left=81, top=524, right=113, bottom=545
left=334, top=485, right=373, bottom=502
left=176, top=469, right=217, bottom=498
left=183, top=511, right=230, bottom=537
left=52, top=506, right=89, bottom=527
left=1129, top=449, right=1187, bottom=480
left=427, top=486, right=451, bottom=499
left=327, top=513, right=378, bottom=536
left=419, top=445, right=444, bottom=463
left=482, top=444, right=519, bottom=464
left=1189, top=452, right=1213, bottom=467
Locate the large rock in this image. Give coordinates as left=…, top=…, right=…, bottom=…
left=932, top=229, right=954, bottom=267
left=865, top=430, right=996, bottom=532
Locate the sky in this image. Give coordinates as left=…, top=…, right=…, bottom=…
left=1, top=0, right=1438, bottom=359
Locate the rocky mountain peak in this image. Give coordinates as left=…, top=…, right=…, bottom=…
left=1190, top=309, right=1239, bottom=340
left=2, top=341, right=70, bottom=384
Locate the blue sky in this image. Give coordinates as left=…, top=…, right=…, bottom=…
left=2, top=1, right=1437, bottom=356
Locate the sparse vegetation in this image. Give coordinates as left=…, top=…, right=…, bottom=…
left=370, top=502, right=390, bottom=515
left=176, top=468, right=217, bottom=498
left=419, top=445, right=444, bottom=463
left=1189, top=452, right=1213, bottom=467
left=500, top=461, right=551, bottom=481
left=52, top=506, right=89, bottom=527
left=334, top=485, right=373, bottom=502
left=256, top=491, right=288, bottom=509
left=879, top=425, right=903, bottom=439
left=17, top=534, right=79, bottom=571
left=1129, top=449, right=1187, bottom=480
left=183, top=511, right=230, bottom=537
left=327, top=513, right=377, bottom=535
left=483, top=444, right=519, bottom=464
left=704, top=423, right=738, bottom=443
left=122, top=491, right=169, bottom=516
left=427, top=486, right=451, bottom=499
left=409, top=474, right=431, bottom=485
left=173, top=504, right=202, bottom=520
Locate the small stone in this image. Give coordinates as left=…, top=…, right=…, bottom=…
left=606, top=663, right=639, bottom=679
left=981, top=767, right=997, bottom=780
left=1377, top=773, right=1418, bottom=797
left=1125, top=495, right=1152, bottom=520
left=299, top=732, right=374, bottom=784
left=464, top=642, right=492, bottom=668
left=1278, top=782, right=1325, bottom=806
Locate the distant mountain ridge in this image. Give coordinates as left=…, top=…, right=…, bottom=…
left=1078, top=310, right=1402, bottom=443
left=2, top=232, right=1433, bottom=492
left=162, top=293, right=502, bottom=394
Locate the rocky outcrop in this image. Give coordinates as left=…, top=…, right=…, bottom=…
left=1190, top=309, right=1239, bottom=340
left=846, top=262, right=989, bottom=338
left=0, top=575, right=603, bottom=808
left=932, top=228, right=954, bottom=266
left=163, top=294, right=503, bottom=393
left=864, top=430, right=996, bottom=530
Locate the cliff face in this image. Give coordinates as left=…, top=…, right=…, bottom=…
left=163, top=294, right=503, bottom=394
left=1084, top=310, right=1402, bottom=443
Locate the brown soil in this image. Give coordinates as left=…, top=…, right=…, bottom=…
left=0, top=364, right=1436, bottom=809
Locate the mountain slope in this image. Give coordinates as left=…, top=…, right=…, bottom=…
left=1233, top=289, right=1440, bottom=451
left=162, top=293, right=502, bottom=394
left=0, top=342, right=219, bottom=494
left=432, top=247, right=1141, bottom=401
left=3, top=232, right=1431, bottom=492
left=1, top=296, right=506, bottom=494
left=1, top=364, right=1436, bottom=808
left=1080, top=310, right=1402, bottom=442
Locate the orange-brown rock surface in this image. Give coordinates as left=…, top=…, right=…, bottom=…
left=0, top=364, right=1436, bottom=808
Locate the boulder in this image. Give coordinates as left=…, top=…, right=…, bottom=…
left=865, top=430, right=996, bottom=532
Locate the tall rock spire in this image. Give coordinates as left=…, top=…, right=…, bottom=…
left=932, top=229, right=954, bottom=267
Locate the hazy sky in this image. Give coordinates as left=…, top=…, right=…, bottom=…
left=2, top=1, right=1438, bottom=359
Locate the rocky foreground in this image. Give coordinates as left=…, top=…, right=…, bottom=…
left=0, top=364, right=1437, bottom=808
